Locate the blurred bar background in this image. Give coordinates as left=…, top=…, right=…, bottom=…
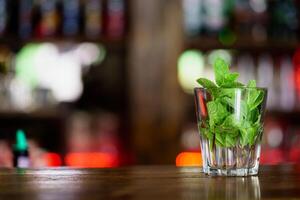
left=0, top=0, right=299, bottom=167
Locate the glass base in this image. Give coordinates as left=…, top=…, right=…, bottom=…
left=199, top=135, right=261, bottom=176
left=203, top=165, right=259, bottom=176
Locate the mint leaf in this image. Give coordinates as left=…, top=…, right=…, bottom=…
left=225, top=135, right=238, bottom=147
left=247, top=80, right=256, bottom=87
left=251, top=91, right=264, bottom=110
left=221, top=114, right=242, bottom=133
left=220, top=96, right=248, bottom=118
left=197, top=78, right=217, bottom=88
left=246, top=80, right=265, bottom=110
left=214, top=58, right=241, bottom=87
left=207, top=100, right=228, bottom=128
left=248, top=108, right=259, bottom=124
left=246, top=89, right=264, bottom=111
left=214, top=58, right=230, bottom=86
left=236, top=82, right=245, bottom=87
left=215, top=131, right=225, bottom=147
left=222, top=73, right=239, bottom=87
left=218, top=89, right=235, bottom=99
left=199, top=125, right=214, bottom=140
left=197, top=78, right=219, bottom=97
left=240, top=125, right=261, bottom=146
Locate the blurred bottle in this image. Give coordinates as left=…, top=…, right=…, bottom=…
left=202, top=0, right=227, bottom=35
left=106, top=0, right=125, bottom=39
left=182, top=0, right=202, bottom=37
left=250, top=0, right=268, bottom=42
left=85, top=0, right=102, bottom=38
left=269, top=0, right=299, bottom=41
left=234, top=0, right=268, bottom=41
left=0, top=0, right=7, bottom=36
left=249, top=0, right=267, bottom=14
left=279, top=56, right=295, bottom=111
left=13, top=130, right=30, bottom=168
left=38, top=0, right=59, bottom=37
left=237, top=54, right=256, bottom=84
left=234, top=0, right=252, bottom=36
left=67, top=112, right=93, bottom=152
left=0, top=47, right=15, bottom=111
left=257, top=54, right=276, bottom=109
left=19, top=0, right=33, bottom=39
left=94, top=113, right=121, bottom=157
left=63, top=0, right=80, bottom=36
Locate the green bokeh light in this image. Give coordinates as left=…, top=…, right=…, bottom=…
left=218, top=28, right=237, bottom=46
left=96, top=44, right=106, bottom=64
left=178, top=50, right=204, bottom=94
left=15, top=43, right=41, bottom=88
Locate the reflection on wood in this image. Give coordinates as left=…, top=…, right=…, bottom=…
left=0, top=165, right=299, bottom=199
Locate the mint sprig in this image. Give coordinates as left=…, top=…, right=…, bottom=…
left=196, top=58, right=265, bottom=148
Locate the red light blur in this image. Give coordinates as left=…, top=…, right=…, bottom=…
left=289, top=148, right=300, bottom=162
left=44, top=153, right=62, bottom=167
left=176, top=152, right=202, bottom=167
left=293, top=48, right=300, bottom=93
left=260, top=149, right=284, bottom=165
left=65, top=152, right=119, bottom=168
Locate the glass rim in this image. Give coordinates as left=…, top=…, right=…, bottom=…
left=194, top=87, right=267, bottom=91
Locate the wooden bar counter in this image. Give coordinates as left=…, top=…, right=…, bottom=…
left=0, top=165, right=299, bottom=199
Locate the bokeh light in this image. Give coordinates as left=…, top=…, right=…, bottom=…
left=15, top=42, right=105, bottom=102
left=65, top=152, right=119, bottom=168
left=207, top=49, right=232, bottom=66
left=218, top=28, right=236, bottom=46
left=176, top=152, right=202, bottom=167
left=178, top=50, right=204, bottom=94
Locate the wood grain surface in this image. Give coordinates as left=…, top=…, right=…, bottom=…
left=0, top=165, right=299, bottom=200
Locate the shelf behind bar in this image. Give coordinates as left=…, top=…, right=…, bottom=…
left=0, top=109, right=66, bottom=120
left=185, top=37, right=299, bottom=52
left=0, top=36, right=126, bottom=51
left=266, top=110, right=300, bottom=121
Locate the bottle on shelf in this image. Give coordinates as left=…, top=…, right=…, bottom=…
left=62, top=0, right=80, bottom=36
left=257, top=54, right=277, bottom=110
left=19, top=0, right=33, bottom=39
left=202, top=0, right=227, bottom=35
left=106, top=0, right=125, bottom=39
left=13, top=130, right=30, bottom=168
left=182, top=0, right=202, bottom=37
left=269, top=0, right=299, bottom=41
left=0, top=0, right=7, bottom=36
left=38, top=0, right=59, bottom=37
left=234, top=0, right=268, bottom=41
left=279, top=56, right=295, bottom=111
left=85, top=0, right=103, bottom=38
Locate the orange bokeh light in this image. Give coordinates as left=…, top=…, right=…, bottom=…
left=65, top=152, right=119, bottom=168
left=176, top=152, right=202, bottom=167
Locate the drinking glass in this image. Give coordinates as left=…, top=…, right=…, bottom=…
left=194, top=87, right=267, bottom=176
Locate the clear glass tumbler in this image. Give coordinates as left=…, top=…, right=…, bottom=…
left=194, top=87, right=267, bottom=176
